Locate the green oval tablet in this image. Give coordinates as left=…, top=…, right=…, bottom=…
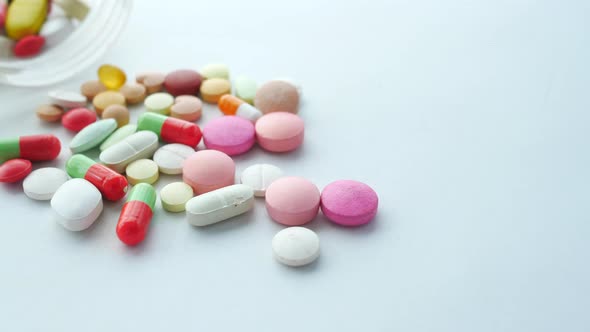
left=234, top=76, right=257, bottom=105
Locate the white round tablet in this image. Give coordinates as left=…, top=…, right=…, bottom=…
left=272, top=227, right=320, bottom=267
left=23, top=167, right=69, bottom=200
left=240, top=164, right=283, bottom=197
left=160, top=182, right=193, bottom=213
left=153, top=144, right=195, bottom=175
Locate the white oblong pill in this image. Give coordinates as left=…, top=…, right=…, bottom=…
left=99, top=130, right=159, bottom=173
left=51, top=178, right=103, bottom=231
left=240, top=164, right=283, bottom=197
left=48, top=90, right=87, bottom=109
left=185, top=184, right=254, bottom=226
left=69, top=119, right=117, bottom=153
left=153, top=143, right=195, bottom=175
left=99, top=124, right=137, bottom=151
left=272, top=227, right=320, bottom=267
left=23, top=167, right=69, bottom=200
left=40, top=16, right=74, bottom=47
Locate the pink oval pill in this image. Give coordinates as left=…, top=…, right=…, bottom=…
left=182, top=150, right=235, bottom=194
left=0, top=159, right=32, bottom=183
left=255, top=112, right=304, bottom=153
left=203, top=116, right=255, bottom=156
left=13, top=35, right=45, bottom=58
left=265, top=177, right=320, bottom=226
left=61, top=108, right=97, bottom=132
left=321, top=180, right=378, bottom=226
left=164, top=70, right=203, bottom=96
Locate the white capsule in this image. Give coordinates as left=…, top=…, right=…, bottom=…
left=240, top=164, right=283, bottom=197
left=153, top=143, right=195, bottom=175
left=23, top=167, right=69, bottom=200
left=272, top=227, right=320, bottom=267
left=236, top=103, right=263, bottom=122
left=51, top=179, right=103, bottom=231
left=48, top=90, right=87, bottom=109
left=185, top=184, right=254, bottom=226
left=99, top=131, right=159, bottom=173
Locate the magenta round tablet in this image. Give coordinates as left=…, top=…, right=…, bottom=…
left=203, top=116, right=255, bottom=156
left=265, top=177, right=320, bottom=226
left=0, top=159, right=32, bottom=183
left=182, top=150, right=235, bottom=194
left=255, top=112, right=304, bottom=153
left=320, top=180, right=378, bottom=226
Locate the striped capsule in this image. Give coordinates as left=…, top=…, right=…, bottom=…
left=137, top=112, right=202, bottom=148
left=66, top=154, right=128, bottom=201
left=218, top=94, right=263, bottom=122
left=116, top=183, right=156, bottom=246
left=0, top=134, right=61, bottom=163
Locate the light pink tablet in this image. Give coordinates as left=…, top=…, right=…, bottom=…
left=320, top=180, right=378, bottom=226
left=203, top=116, right=255, bottom=156
left=182, top=150, right=235, bottom=194
left=265, top=177, right=320, bottom=225
left=255, top=112, right=304, bottom=152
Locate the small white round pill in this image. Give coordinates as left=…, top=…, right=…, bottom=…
left=23, top=168, right=69, bottom=200
left=153, top=144, right=195, bottom=175
left=240, top=164, right=283, bottom=197
left=272, top=227, right=320, bottom=267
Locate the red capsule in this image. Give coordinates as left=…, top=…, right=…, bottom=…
left=116, top=200, right=153, bottom=246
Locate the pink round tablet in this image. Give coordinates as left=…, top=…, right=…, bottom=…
left=182, top=150, right=235, bottom=194
left=164, top=69, right=203, bottom=96
left=203, top=116, right=255, bottom=156
left=255, top=112, right=304, bottom=153
left=265, top=177, right=320, bottom=226
left=13, top=35, right=45, bottom=58
left=321, top=180, right=378, bottom=226
left=0, top=159, right=32, bottom=183
left=61, top=108, right=97, bottom=132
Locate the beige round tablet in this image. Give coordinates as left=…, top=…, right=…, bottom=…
left=125, top=159, right=159, bottom=185
left=93, top=91, right=126, bottom=116
left=160, top=182, right=194, bottom=212
left=102, top=104, right=129, bottom=128
left=119, top=83, right=147, bottom=104
left=200, top=78, right=231, bottom=104
left=255, top=80, right=300, bottom=114
left=137, top=72, right=166, bottom=94
left=145, top=92, right=174, bottom=114
left=36, top=104, right=64, bottom=122
left=171, top=95, right=202, bottom=121
left=80, top=80, right=107, bottom=101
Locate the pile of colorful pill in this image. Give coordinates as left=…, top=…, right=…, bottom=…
left=0, top=63, right=379, bottom=267
left=0, top=0, right=88, bottom=58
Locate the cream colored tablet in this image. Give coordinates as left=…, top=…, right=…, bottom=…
left=200, top=63, right=230, bottom=80
left=51, top=178, right=103, bottom=231
left=99, top=131, right=159, bottom=173
left=240, top=164, right=283, bottom=197
left=160, top=182, right=193, bottom=212
left=272, top=227, right=320, bottom=267
left=144, top=92, right=174, bottom=114
left=153, top=143, right=195, bottom=175
left=185, top=184, right=254, bottom=226
left=125, top=159, right=159, bottom=185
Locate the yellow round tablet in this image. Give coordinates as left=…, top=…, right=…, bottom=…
left=160, top=182, right=194, bottom=212
left=98, top=64, right=127, bottom=90
left=200, top=78, right=231, bottom=104
left=125, top=159, right=159, bottom=185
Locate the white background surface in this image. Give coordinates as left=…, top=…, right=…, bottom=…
left=1, top=1, right=589, bottom=331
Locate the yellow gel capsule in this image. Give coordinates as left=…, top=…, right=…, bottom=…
left=5, top=0, right=48, bottom=40
left=98, top=64, right=127, bottom=90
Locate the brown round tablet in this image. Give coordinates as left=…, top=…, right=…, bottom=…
left=36, top=104, right=64, bottom=122
left=119, top=83, right=147, bottom=104
left=200, top=78, right=231, bottom=104
left=93, top=91, right=126, bottom=116
left=80, top=80, right=107, bottom=101
left=137, top=72, right=166, bottom=94
left=164, top=69, right=203, bottom=96
left=102, top=104, right=129, bottom=128
left=171, top=95, right=202, bottom=122
left=254, top=80, right=300, bottom=114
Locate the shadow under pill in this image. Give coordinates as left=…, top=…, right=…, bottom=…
left=191, top=209, right=256, bottom=235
